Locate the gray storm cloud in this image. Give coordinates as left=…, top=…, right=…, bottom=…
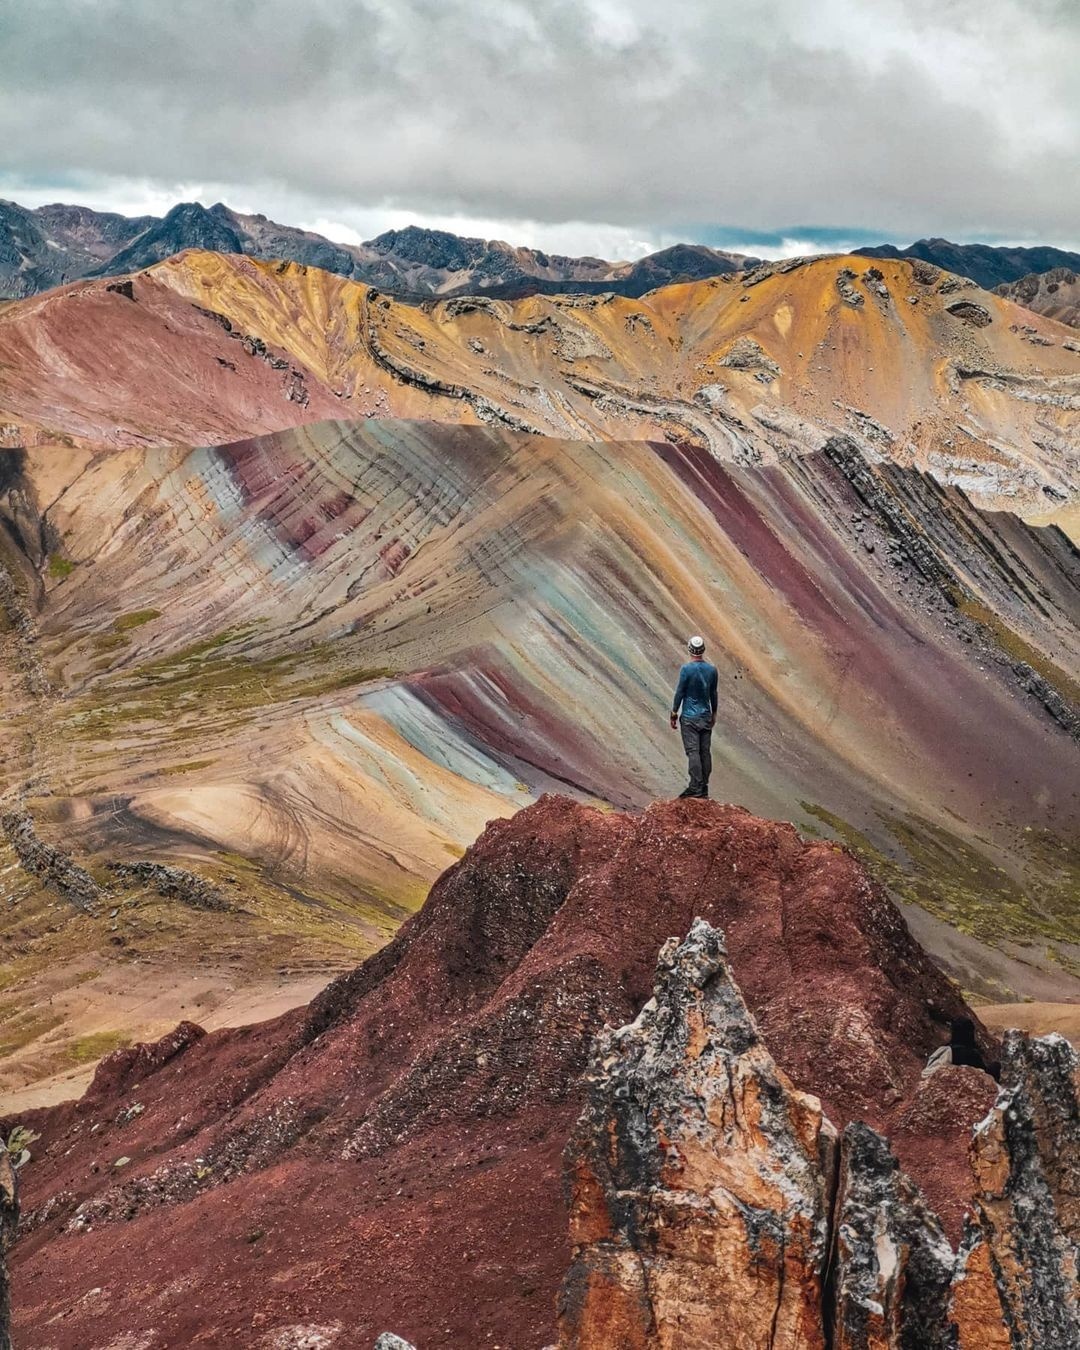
left=0, top=0, right=1077, bottom=240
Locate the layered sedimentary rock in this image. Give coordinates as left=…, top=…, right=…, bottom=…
left=6, top=797, right=991, bottom=1349
left=2, top=416, right=1078, bottom=1090
left=2, top=250, right=1078, bottom=511
left=559, top=919, right=836, bottom=1349
left=950, top=1031, right=1080, bottom=1347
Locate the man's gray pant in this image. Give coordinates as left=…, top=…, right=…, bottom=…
left=680, top=717, right=713, bottom=796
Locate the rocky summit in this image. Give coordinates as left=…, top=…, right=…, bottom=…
left=2, top=796, right=1035, bottom=1348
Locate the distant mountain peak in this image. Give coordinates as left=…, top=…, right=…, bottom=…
left=1, top=196, right=1078, bottom=308
left=858, top=237, right=1080, bottom=290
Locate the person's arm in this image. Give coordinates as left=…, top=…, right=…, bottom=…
left=709, top=666, right=718, bottom=725
left=670, top=667, right=686, bottom=728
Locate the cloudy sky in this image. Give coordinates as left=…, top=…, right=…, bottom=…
left=1, top=0, right=1078, bottom=259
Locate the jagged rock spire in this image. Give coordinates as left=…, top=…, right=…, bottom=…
left=0, top=1150, right=17, bottom=1350
left=559, top=920, right=1080, bottom=1350
left=558, top=917, right=837, bottom=1349
left=832, top=1122, right=955, bottom=1349
left=949, top=1030, right=1080, bottom=1348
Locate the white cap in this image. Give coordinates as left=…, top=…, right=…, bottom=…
left=687, top=635, right=705, bottom=654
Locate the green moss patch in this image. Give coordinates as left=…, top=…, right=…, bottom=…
left=92, top=632, right=131, bottom=653
left=801, top=801, right=1080, bottom=974
left=958, top=596, right=1080, bottom=710
left=160, top=759, right=217, bottom=776
left=67, top=627, right=394, bottom=742
left=113, top=609, right=161, bottom=632
left=64, top=1030, right=131, bottom=1066
left=47, top=554, right=75, bottom=579
left=0, top=1011, right=65, bottom=1059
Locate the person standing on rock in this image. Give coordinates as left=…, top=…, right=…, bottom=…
left=670, top=635, right=719, bottom=799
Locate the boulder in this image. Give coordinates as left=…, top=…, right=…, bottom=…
left=558, top=918, right=837, bottom=1349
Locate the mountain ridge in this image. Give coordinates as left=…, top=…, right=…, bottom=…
left=858, top=236, right=1080, bottom=291
left=0, top=197, right=755, bottom=302
left=5, top=196, right=1080, bottom=308
left=2, top=247, right=1078, bottom=516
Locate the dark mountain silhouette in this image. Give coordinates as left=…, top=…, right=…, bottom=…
left=0, top=197, right=754, bottom=302
left=859, top=236, right=1080, bottom=290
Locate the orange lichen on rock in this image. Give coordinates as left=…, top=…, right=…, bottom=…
left=948, top=1031, right=1080, bottom=1346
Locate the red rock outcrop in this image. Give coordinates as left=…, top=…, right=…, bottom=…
left=7, top=798, right=993, bottom=1348
left=891, top=1067, right=999, bottom=1245
left=559, top=919, right=837, bottom=1349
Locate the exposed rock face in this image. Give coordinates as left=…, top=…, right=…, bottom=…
left=717, top=335, right=781, bottom=378
left=373, top=1335, right=418, bottom=1350
left=0, top=1150, right=16, bottom=1350
left=107, top=861, right=231, bottom=912
left=82, top=1020, right=207, bottom=1107
left=891, top=1068, right=998, bottom=1245
left=559, top=918, right=837, bottom=1349
left=837, top=267, right=865, bottom=306
left=996, top=267, right=1080, bottom=329
left=559, top=924, right=1079, bottom=1350
left=1, top=807, right=101, bottom=912
left=832, top=1122, right=955, bottom=1350
left=945, top=300, right=993, bottom=328
left=949, top=1031, right=1080, bottom=1347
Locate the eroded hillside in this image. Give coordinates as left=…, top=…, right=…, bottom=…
left=1, top=419, right=1078, bottom=1094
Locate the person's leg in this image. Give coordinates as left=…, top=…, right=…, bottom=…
left=699, top=726, right=713, bottom=797
left=680, top=719, right=704, bottom=795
